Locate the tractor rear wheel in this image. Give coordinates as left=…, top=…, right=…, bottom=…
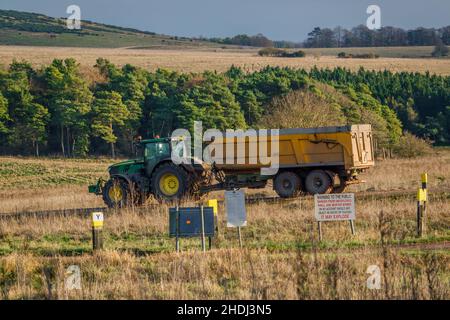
left=151, top=163, right=188, bottom=201
left=274, top=171, right=302, bottom=198
left=305, top=170, right=332, bottom=195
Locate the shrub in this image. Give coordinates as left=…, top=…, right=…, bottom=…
left=337, top=52, right=379, bottom=59
left=393, top=132, right=432, bottom=158
left=282, top=50, right=306, bottom=58
left=258, top=48, right=306, bottom=58
left=432, top=43, right=449, bottom=57
left=258, top=47, right=284, bottom=57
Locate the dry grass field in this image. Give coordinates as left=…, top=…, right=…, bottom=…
left=0, top=150, right=449, bottom=299
left=1, top=46, right=449, bottom=77
left=1, top=149, right=449, bottom=214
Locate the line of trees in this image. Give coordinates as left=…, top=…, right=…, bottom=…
left=205, top=25, right=450, bottom=49
left=206, top=33, right=273, bottom=47
left=0, top=60, right=448, bottom=158
left=304, top=25, right=450, bottom=48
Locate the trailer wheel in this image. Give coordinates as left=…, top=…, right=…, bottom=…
left=274, top=171, right=302, bottom=198
left=151, top=163, right=188, bottom=201
left=333, top=181, right=348, bottom=194
left=102, top=178, right=130, bottom=208
left=305, top=170, right=332, bottom=194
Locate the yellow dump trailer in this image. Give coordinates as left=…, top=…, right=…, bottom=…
left=208, top=124, right=374, bottom=197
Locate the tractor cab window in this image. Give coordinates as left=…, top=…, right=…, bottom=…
left=144, top=142, right=170, bottom=160
left=172, top=140, right=187, bottom=159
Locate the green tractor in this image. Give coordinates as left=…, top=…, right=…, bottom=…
left=89, top=137, right=209, bottom=208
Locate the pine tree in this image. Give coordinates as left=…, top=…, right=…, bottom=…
left=91, top=91, right=130, bottom=158
left=44, top=58, right=92, bottom=157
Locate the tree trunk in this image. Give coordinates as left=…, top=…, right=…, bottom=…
left=36, top=141, right=39, bottom=157
left=72, top=137, right=76, bottom=157
left=61, top=126, right=65, bottom=157
left=110, top=122, right=115, bottom=158
left=111, top=142, right=115, bottom=159
left=66, top=127, right=71, bottom=158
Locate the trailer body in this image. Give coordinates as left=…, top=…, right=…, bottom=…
left=213, top=124, right=374, bottom=172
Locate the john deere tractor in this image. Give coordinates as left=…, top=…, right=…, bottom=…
left=89, top=137, right=209, bottom=208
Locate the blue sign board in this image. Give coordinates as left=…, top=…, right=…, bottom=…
left=169, top=207, right=215, bottom=237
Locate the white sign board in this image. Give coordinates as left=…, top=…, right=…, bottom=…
left=225, top=190, right=247, bottom=227
left=314, top=193, right=355, bottom=221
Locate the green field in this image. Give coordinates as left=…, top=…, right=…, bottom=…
left=0, top=9, right=222, bottom=49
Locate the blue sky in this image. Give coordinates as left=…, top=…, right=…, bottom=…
left=0, top=0, right=449, bottom=41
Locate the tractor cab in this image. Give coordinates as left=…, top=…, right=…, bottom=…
left=139, top=137, right=188, bottom=174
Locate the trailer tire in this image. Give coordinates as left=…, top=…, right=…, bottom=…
left=305, top=170, right=332, bottom=195
left=151, top=163, right=188, bottom=201
left=274, top=171, right=302, bottom=198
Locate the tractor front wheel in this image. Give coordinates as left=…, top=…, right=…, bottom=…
left=102, top=178, right=130, bottom=208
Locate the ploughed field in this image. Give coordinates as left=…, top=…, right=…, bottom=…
left=0, top=150, right=448, bottom=299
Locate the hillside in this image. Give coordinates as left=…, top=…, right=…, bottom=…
left=0, top=9, right=222, bottom=48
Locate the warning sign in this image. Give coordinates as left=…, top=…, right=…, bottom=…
left=314, top=193, right=355, bottom=221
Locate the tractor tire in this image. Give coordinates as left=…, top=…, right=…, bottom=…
left=274, top=171, right=302, bottom=198
left=102, top=178, right=131, bottom=208
left=305, top=170, right=333, bottom=195
left=151, top=163, right=188, bottom=201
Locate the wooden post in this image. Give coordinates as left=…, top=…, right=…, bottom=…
left=350, top=220, right=356, bottom=235
left=237, top=227, right=242, bottom=248
left=417, top=198, right=423, bottom=237
left=317, top=221, right=323, bottom=241
left=91, top=212, right=104, bottom=251
left=175, top=206, right=180, bottom=252
left=200, top=206, right=206, bottom=252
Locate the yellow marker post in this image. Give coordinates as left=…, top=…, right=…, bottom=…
left=417, top=188, right=426, bottom=203
left=421, top=173, right=428, bottom=190
left=91, top=212, right=104, bottom=251
left=206, top=199, right=218, bottom=216
left=417, top=173, right=428, bottom=238
left=205, top=199, right=219, bottom=248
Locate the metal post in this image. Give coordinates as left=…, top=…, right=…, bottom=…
left=317, top=221, right=323, bottom=241
left=350, top=220, right=355, bottom=235
left=200, top=206, right=206, bottom=252
left=176, top=206, right=180, bottom=252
